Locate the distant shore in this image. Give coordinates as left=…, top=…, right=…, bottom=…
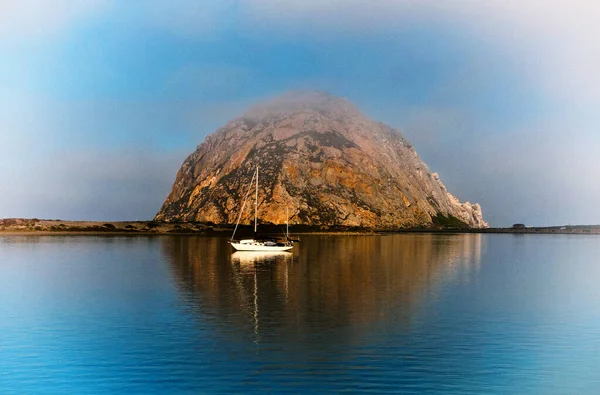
left=2, top=218, right=600, bottom=236
left=0, top=219, right=222, bottom=236
left=392, top=227, right=600, bottom=235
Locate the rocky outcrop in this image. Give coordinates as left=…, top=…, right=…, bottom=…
left=156, top=92, right=488, bottom=229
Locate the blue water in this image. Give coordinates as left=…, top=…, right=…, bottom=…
left=1, top=234, right=599, bottom=393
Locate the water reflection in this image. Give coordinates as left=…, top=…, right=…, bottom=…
left=231, top=251, right=294, bottom=265
left=5, top=234, right=600, bottom=393
left=162, top=234, right=482, bottom=343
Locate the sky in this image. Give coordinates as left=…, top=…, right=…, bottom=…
left=1, top=0, right=599, bottom=227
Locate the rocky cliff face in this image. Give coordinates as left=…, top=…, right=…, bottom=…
left=156, top=92, right=488, bottom=229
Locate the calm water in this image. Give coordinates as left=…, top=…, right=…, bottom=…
left=1, top=234, right=599, bottom=394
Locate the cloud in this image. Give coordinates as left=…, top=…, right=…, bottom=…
left=137, top=0, right=238, bottom=40
left=0, top=91, right=252, bottom=220
left=241, top=1, right=600, bottom=102
left=0, top=0, right=110, bottom=41
left=396, top=106, right=600, bottom=226
left=0, top=0, right=238, bottom=46
left=0, top=148, right=186, bottom=221
left=0, top=94, right=189, bottom=220
left=241, top=0, right=598, bottom=37
left=473, top=121, right=600, bottom=226
left=241, top=0, right=424, bottom=35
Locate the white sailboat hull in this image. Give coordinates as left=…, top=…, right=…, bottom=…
left=230, top=241, right=293, bottom=252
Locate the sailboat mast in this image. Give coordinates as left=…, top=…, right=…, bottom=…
left=254, top=165, right=258, bottom=239
left=286, top=206, right=289, bottom=240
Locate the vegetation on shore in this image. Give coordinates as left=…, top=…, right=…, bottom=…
left=2, top=218, right=600, bottom=235
left=431, top=213, right=470, bottom=229
left=0, top=218, right=216, bottom=235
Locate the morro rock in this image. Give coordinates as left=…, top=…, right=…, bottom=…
left=155, top=92, right=488, bottom=229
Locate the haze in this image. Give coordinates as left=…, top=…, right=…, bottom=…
left=1, top=1, right=599, bottom=227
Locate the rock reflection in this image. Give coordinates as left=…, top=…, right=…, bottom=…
left=162, top=234, right=482, bottom=344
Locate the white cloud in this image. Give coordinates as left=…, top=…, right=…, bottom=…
left=0, top=0, right=110, bottom=41
left=242, top=0, right=600, bottom=104
left=242, top=0, right=422, bottom=32
left=0, top=148, right=186, bottom=221
left=139, top=0, right=237, bottom=39
left=0, top=0, right=236, bottom=44
left=0, top=91, right=249, bottom=220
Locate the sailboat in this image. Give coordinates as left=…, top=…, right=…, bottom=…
left=229, top=166, right=294, bottom=252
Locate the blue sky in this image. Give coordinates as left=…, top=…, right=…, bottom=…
left=1, top=1, right=599, bottom=226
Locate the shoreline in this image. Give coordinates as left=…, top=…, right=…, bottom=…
left=1, top=219, right=599, bottom=236
left=2, top=230, right=599, bottom=236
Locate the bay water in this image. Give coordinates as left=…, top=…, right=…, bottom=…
left=1, top=234, right=599, bottom=393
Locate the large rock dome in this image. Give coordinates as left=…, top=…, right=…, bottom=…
left=155, top=92, right=487, bottom=229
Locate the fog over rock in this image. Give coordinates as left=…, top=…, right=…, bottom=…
left=156, top=92, right=488, bottom=229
